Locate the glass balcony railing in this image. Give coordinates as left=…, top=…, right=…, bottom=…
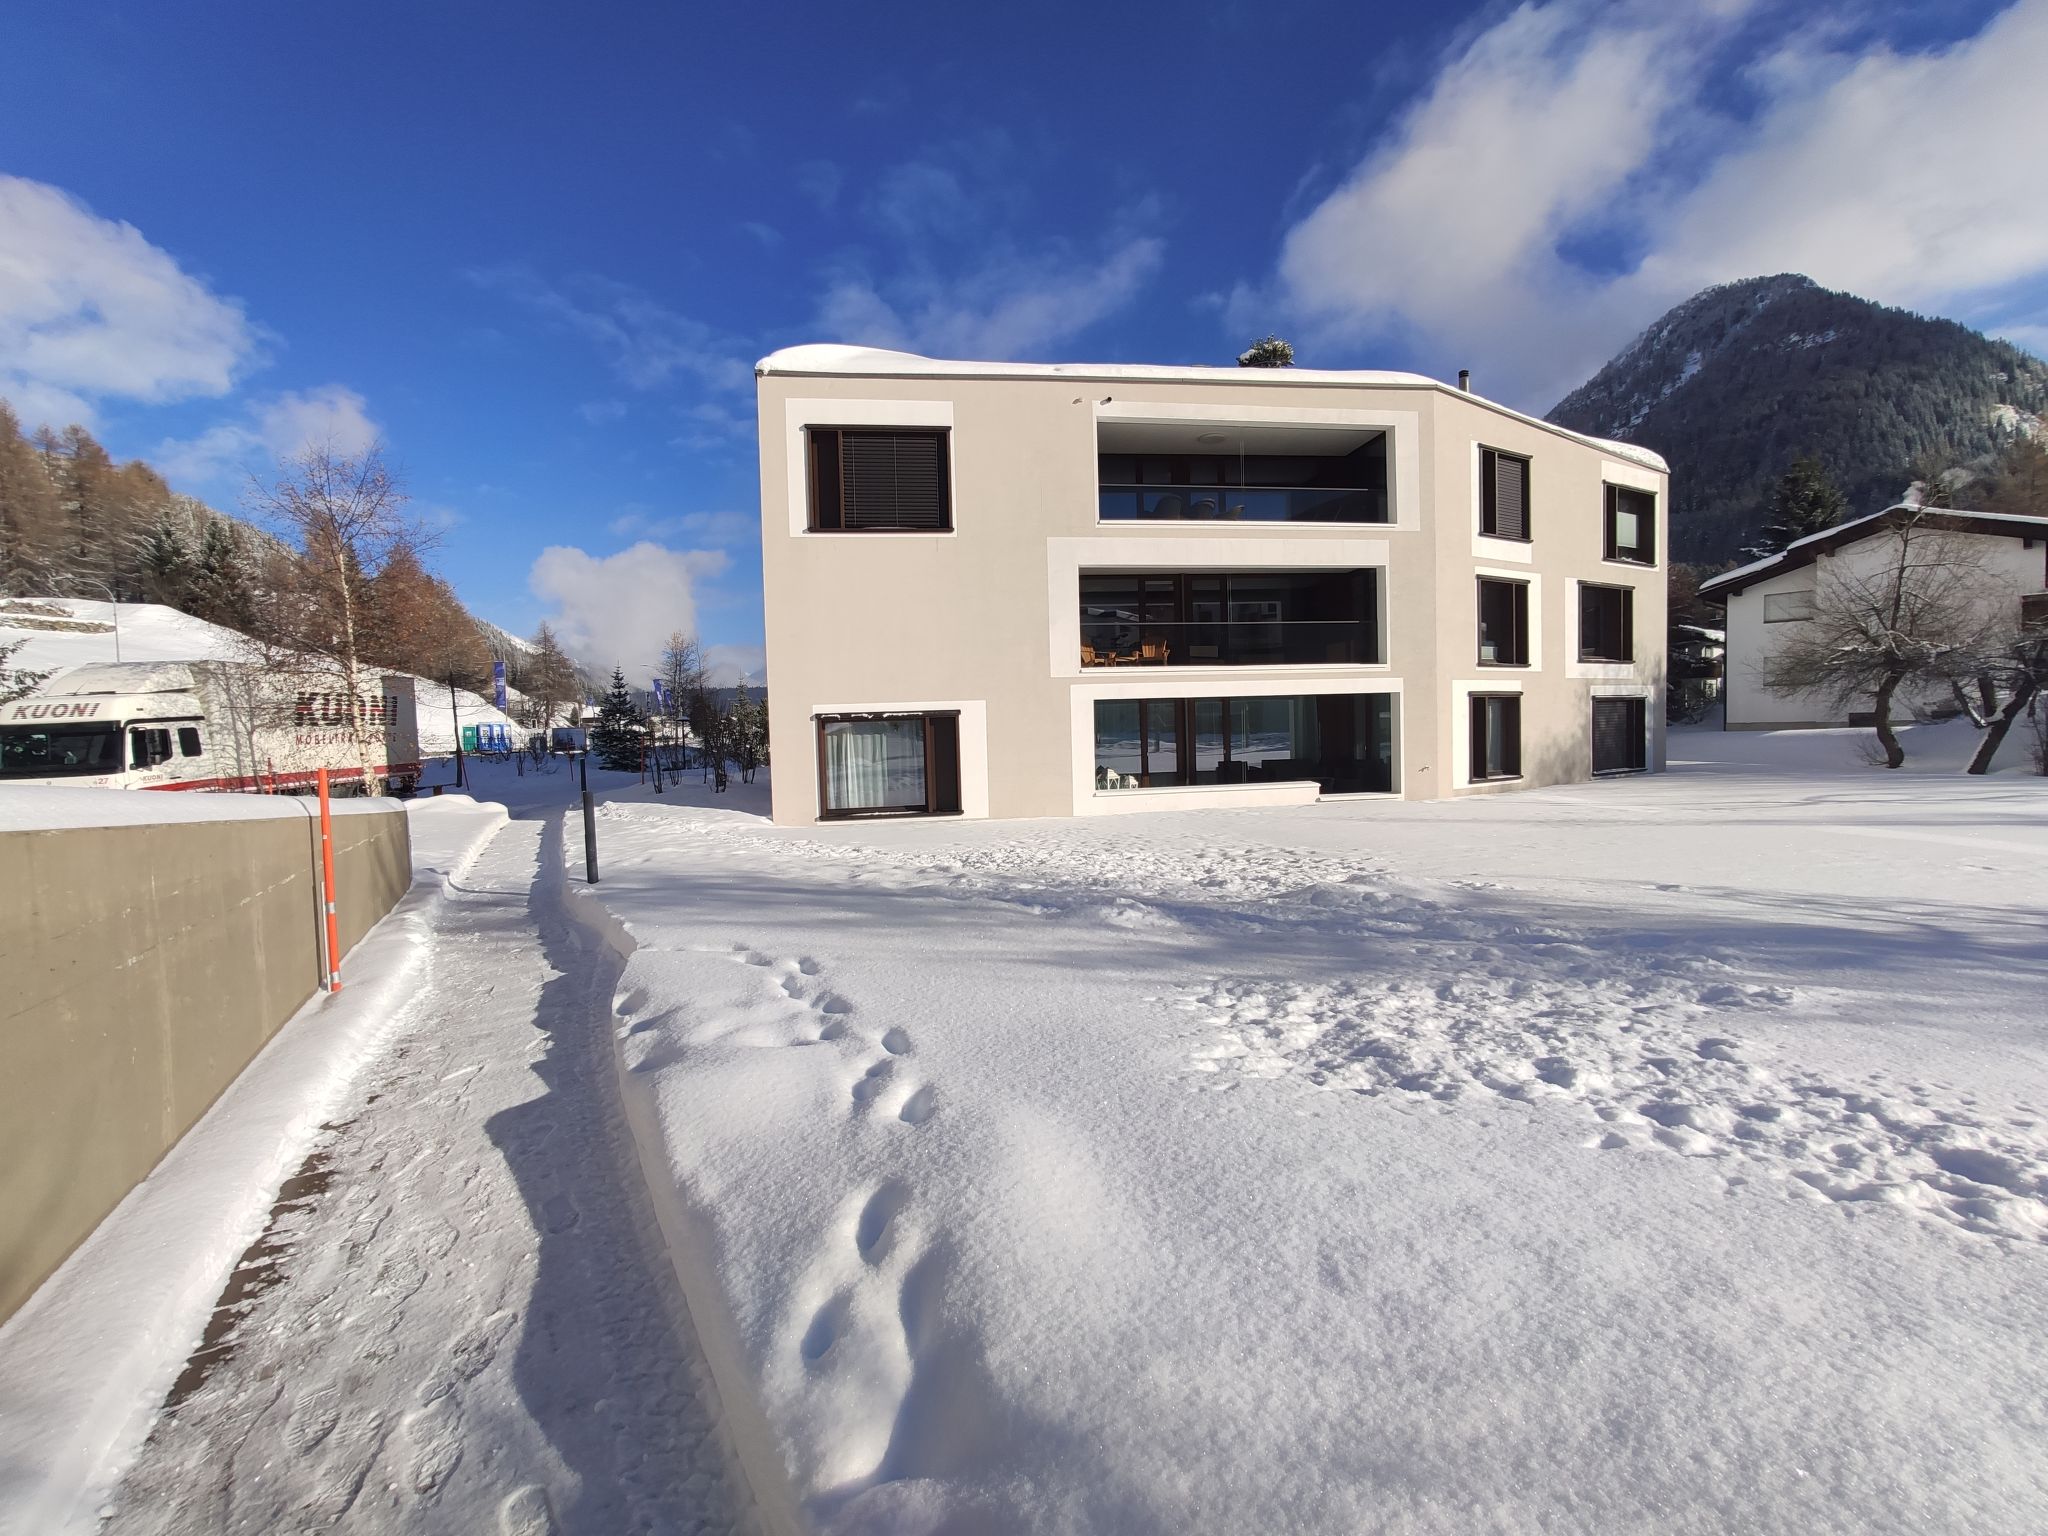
left=1097, top=486, right=1388, bottom=525
left=1080, top=619, right=1376, bottom=668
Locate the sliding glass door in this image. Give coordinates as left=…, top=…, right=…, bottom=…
left=818, top=713, right=961, bottom=817
left=1093, top=693, right=1394, bottom=795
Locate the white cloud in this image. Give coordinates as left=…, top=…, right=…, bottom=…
left=704, top=643, right=766, bottom=688
left=607, top=507, right=757, bottom=546
left=154, top=384, right=380, bottom=487
left=1257, top=0, right=2048, bottom=407
left=468, top=265, right=747, bottom=393
left=0, top=174, right=260, bottom=430
left=529, top=541, right=724, bottom=676
left=578, top=398, right=627, bottom=425
left=817, top=235, right=1164, bottom=360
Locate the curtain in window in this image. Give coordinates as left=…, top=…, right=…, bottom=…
left=824, top=718, right=926, bottom=810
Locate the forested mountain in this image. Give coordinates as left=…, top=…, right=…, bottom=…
left=1548, top=275, right=2048, bottom=564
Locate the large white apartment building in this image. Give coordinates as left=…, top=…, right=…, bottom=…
left=754, top=346, right=1669, bottom=825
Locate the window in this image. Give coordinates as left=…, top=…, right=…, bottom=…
left=1480, top=448, right=1530, bottom=540
left=1579, top=583, right=1634, bottom=662
left=1093, top=693, right=1394, bottom=795
left=807, top=428, right=952, bottom=532
left=1592, top=696, right=1648, bottom=775
left=1079, top=570, right=1380, bottom=667
left=1469, top=694, right=1521, bottom=782
left=1604, top=484, right=1657, bottom=564
left=817, top=713, right=961, bottom=817
left=1763, top=590, right=1816, bottom=623
left=1096, top=437, right=1388, bottom=524
left=0, top=723, right=124, bottom=778
left=177, top=726, right=203, bottom=757
left=1477, top=578, right=1529, bottom=666
left=129, top=727, right=172, bottom=769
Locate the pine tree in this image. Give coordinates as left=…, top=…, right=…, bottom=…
left=139, top=514, right=192, bottom=606
left=1984, top=433, right=2048, bottom=518
left=189, top=515, right=254, bottom=631
left=1744, top=457, right=1848, bottom=558
left=590, top=667, right=645, bottom=771
left=0, top=635, right=51, bottom=704
left=1237, top=335, right=1296, bottom=368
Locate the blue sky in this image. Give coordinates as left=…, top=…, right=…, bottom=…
left=3, top=0, right=2043, bottom=681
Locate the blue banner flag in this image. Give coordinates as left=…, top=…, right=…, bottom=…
left=651, top=676, right=670, bottom=712
left=492, top=659, right=508, bottom=712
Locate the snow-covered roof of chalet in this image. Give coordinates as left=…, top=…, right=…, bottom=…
left=757, top=344, right=1669, bottom=472
left=1700, top=504, right=2048, bottom=600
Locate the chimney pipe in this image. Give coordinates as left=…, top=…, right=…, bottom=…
left=1458, top=369, right=1471, bottom=392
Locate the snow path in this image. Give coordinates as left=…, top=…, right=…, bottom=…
left=98, top=812, right=762, bottom=1535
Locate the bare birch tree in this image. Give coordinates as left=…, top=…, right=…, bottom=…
left=246, top=444, right=430, bottom=793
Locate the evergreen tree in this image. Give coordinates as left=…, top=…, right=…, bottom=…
left=590, top=667, right=644, bottom=771
left=1237, top=335, right=1296, bottom=368
left=1984, top=433, right=2048, bottom=518
left=728, top=683, right=769, bottom=783
left=139, top=514, right=192, bottom=606
left=1744, top=457, right=1848, bottom=558
left=189, top=515, right=255, bottom=631
left=0, top=635, right=51, bottom=704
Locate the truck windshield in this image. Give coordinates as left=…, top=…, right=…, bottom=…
left=0, top=723, right=126, bottom=777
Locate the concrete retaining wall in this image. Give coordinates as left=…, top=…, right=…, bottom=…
left=0, top=800, right=412, bottom=1323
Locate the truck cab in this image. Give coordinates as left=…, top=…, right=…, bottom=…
left=0, top=689, right=209, bottom=789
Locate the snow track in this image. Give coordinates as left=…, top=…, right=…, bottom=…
left=99, top=813, right=761, bottom=1535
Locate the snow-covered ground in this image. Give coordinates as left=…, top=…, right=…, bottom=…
left=2, top=598, right=519, bottom=755
left=571, top=723, right=2048, bottom=1534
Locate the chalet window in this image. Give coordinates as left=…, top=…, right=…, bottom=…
left=1469, top=694, right=1521, bottom=781
left=808, top=428, right=952, bottom=532
left=1604, top=484, right=1657, bottom=564
left=1480, top=448, right=1530, bottom=540
left=817, top=712, right=961, bottom=817
left=1477, top=578, right=1529, bottom=666
left=1763, top=590, right=1816, bottom=623
left=1579, top=583, right=1634, bottom=662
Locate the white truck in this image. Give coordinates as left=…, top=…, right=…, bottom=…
left=0, top=661, right=423, bottom=795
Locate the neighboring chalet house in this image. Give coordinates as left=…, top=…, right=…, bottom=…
left=1701, top=504, right=2048, bottom=729
left=755, top=345, right=1670, bottom=825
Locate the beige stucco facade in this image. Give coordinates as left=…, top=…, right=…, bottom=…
left=756, top=348, right=1669, bottom=825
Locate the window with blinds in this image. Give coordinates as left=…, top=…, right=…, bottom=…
left=1480, top=448, right=1530, bottom=540
left=808, top=428, right=952, bottom=531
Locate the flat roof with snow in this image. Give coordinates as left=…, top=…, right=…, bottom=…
left=756, top=344, right=1670, bottom=473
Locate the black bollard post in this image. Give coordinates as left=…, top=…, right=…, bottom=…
left=580, top=750, right=599, bottom=884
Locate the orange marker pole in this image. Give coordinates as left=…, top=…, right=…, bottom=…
left=317, top=767, right=343, bottom=991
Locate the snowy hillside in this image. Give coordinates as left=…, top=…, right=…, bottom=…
left=2, top=598, right=518, bottom=756
left=1547, top=274, right=2048, bottom=561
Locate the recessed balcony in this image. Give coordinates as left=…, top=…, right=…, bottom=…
left=1096, top=421, right=1389, bottom=525
left=1080, top=571, right=1381, bottom=669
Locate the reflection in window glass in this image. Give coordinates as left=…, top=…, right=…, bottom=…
left=823, top=718, right=926, bottom=811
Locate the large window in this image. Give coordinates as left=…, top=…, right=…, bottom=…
left=1080, top=570, right=1379, bottom=668
left=0, top=722, right=125, bottom=777
left=1097, top=438, right=1388, bottom=524
left=1480, top=448, right=1530, bottom=540
left=1578, top=583, right=1634, bottom=662
left=1477, top=578, right=1529, bottom=666
left=1093, top=693, right=1394, bottom=795
left=1469, top=694, right=1522, bottom=782
left=817, top=713, right=961, bottom=818
left=1604, top=484, right=1656, bottom=564
left=807, top=428, right=952, bottom=532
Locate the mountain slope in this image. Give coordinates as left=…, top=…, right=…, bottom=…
left=1548, top=274, right=2048, bottom=563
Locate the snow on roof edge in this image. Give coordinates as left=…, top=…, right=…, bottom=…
left=756, top=345, right=1670, bottom=472
left=1700, top=504, right=2048, bottom=597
